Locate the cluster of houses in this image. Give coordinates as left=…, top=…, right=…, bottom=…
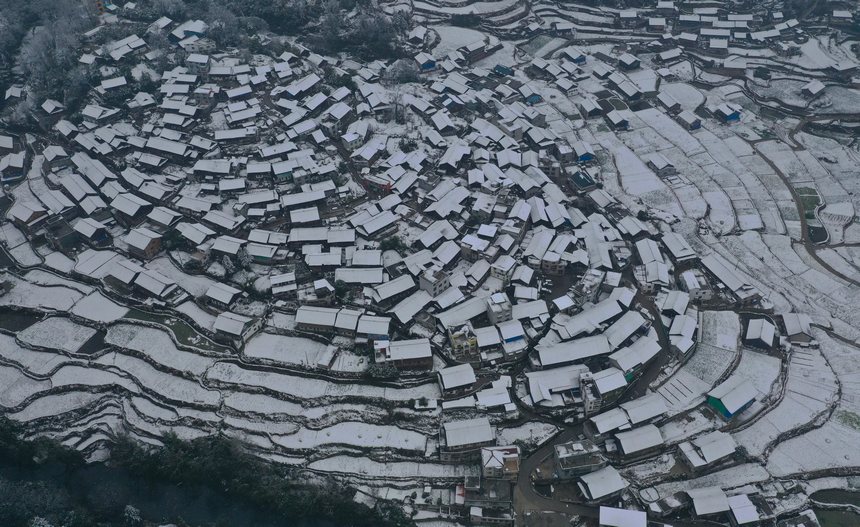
left=0, top=2, right=836, bottom=526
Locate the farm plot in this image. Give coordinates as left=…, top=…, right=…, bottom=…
left=733, top=345, right=837, bottom=457
left=17, top=317, right=97, bottom=354
left=244, top=332, right=329, bottom=366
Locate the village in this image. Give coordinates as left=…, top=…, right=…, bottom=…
left=1, top=0, right=860, bottom=526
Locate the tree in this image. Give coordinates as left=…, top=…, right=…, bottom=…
left=222, top=255, right=236, bottom=275
left=379, top=236, right=406, bottom=253
left=753, top=67, right=771, bottom=80
left=319, top=0, right=344, bottom=52
left=384, top=59, right=419, bottom=84
left=205, top=3, right=241, bottom=47
left=450, top=13, right=481, bottom=27
left=334, top=279, right=348, bottom=300
left=123, top=505, right=142, bottom=527
left=367, top=362, right=398, bottom=379
left=350, top=12, right=400, bottom=60
left=237, top=248, right=252, bottom=270
left=398, top=138, right=417, bottom=153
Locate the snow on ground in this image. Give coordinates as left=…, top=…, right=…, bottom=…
left=660, top=82, right=705, bottom=110
left=8, top=392, right=107, bottom=422
left=0, top=364, right=50, bottom=408
left=650, top=463, right=770, bottom=499
left=0, top=333, right=77, bottom=375
left=733, top=345, right=837, bottom=457
left=308, top=455, right=477, bottom=479
left=50, top=364, right=141, bottom=394
left=656, top=312, right=739, bottom=414
left=432, top=26, right=486, bottom=57
left=224, top=391, right=382, bottom=423
left=17, top=317, right=97, bottom=354
left=71, top=291, right=129, bottom=322
left=43, top=252, right=75, bottom=273
left=699, top=311, right=740, bottom=351
left=222, top=415, right=300, bottom=436
left=104, top=323, right=214, bottom=376
left=207, top=361, right=440, bottom=401
left=660, top=409, right=718, bottom=444
left=623, top=453, right=677, bottom=483
left=273, top=422, right=427, bottom=452
left=497, top=422, right=559, bottom=445
left=147, top=256, right=220, bottom=297
left=174, top=300, right=217, bottom=331
left=612, top=144, right=667, bottom=196
left=95, top=351, right=221, bottom=407
left=243, top=332, right=328, bottom=366
left=330, top=349, right=369, bottom=372
left=764, top=329, right=860, bottom=476
left=7, top=240, right=42, bottom=266
left=414, top=0, right=517, bottom=16
left=24, top=269, right=93, bottom=294
left=0, top=223, right=27, bottom=248
left=725, top=348, right=781, bottom=422
left=0, top=273, right=85, bottom=311
left=123, top=398, right=210, bottom=441
left=223, top=391, right=305, bottom=416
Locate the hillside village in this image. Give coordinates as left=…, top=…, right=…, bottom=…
left=2, top=0, right=860, bottom=526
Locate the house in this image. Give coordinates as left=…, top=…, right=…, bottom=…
left=711, top=103, right=741, bottom=123
left=111, top=193, right=152, bottom=225
left=707, top=377, right=757, bottom=420
left=679, top=269, right=710, bottom=301
left=295, top=305, right=339, bottom=333
left=0, top=151, right=26, bottom=182
left=678, top=430, right=737, bottom=473
left=415, top=52, right=436, bottom=72
left=123, top=227, right=162, bottom=260
left=613, top=424, right=664, bottom=460
left=440, top=417, right=496, bottom=462
left=356, top=314, right=391, bottom=343
left=780, top=313, right=812, bottom=345
left=577, top=465, right=626, bottom=502
left=744, top=318, right=776, bottom=349
left=553, top=440, right=607, bottom=479
left=481, top=446, right=520, bottom=480
left=599, top=506, right=646, bottom=527
left=438, top=363, right=477, bottom=395
left=727, top=494, right=761, bottom=526
left=617, top=53, right=640, bottom=70
left=676, top=110, right=701, bottom=130
left=606, top=110, right=628, bottom=130
left=608, top=333, right=661, bottom=381
left=618, top=10, right=638, bottom=28
left=645, top=153, right=675, bottom=177
left=374, top=338, right=433, bottom=370
left=73, top=217, right=109, bottom=245
left=41, top=99, right=65, bottom=115
left=8, top=202, right=48, bottom=234
left=0, top=135, right=13, bottom=153
left=213, top=312, right=262, bottom=343
left=205, top=282, right=242, bottom=308
left=133, top=269, right=178, bottom=300
left=687, top=487, right=730, bottom=519
left=657, top=91, right=681, bottom=114
left=801, top=79, right=825, bottom=98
